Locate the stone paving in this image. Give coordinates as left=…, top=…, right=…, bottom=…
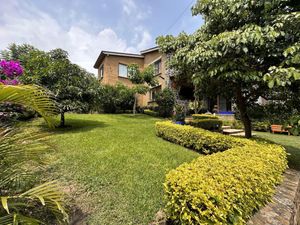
left=151, top=170, right=300, bottom=225
left=247, top=169, right=300, bottom=225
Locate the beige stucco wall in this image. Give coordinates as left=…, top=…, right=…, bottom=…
left=97, top=51, right=168, bottom=107
left=99, top=55, right=144, bottom=87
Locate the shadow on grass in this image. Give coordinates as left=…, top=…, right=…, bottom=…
left=57, top=118, right=108, bottom=133
left=35, top=118, right=108, bottom=133
left=120, top=114, right=161, bottom=120
left=284, top=145, right=300, bottom=171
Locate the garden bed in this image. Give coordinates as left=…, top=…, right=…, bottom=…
left=155, top=121, right=288, bottom=224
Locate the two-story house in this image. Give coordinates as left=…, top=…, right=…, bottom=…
left=93, top=46, right=234, bottom=113
left=93, top=46, right=170, bottom=107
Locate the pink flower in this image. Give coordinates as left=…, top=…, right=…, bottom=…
left=0, top=60, right=23, bottom=85
left=0, top=79, right=19, bottom=85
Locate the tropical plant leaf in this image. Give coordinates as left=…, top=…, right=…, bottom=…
left=0, top=84, right=59, bottom=127
left=0, top=128, right=49, bottom=190
left=1, top=181, right=68, bottom=224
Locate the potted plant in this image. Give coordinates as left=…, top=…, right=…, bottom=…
left=174, top=104, right=185, bottom=125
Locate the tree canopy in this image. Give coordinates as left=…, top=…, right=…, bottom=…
left=128, top=64, right=157, bottom=114
left=1, top=44, right=101, bottom=126
left=157, top=0, right=300, bottom=138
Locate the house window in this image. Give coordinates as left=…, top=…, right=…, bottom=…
left=119, top=64, right=128, bottom=78
left=150, top=86, right=162, bottom=101
left=99, top=65, right=104, bottom=78
left=154, top=59, right=161, bottom=75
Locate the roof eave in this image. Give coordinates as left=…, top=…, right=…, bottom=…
left=94, top=51, right=144, bottom=69
left=140, top=46, right=160, bottom=55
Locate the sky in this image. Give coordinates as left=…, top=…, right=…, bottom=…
left=0, top=0, right=203, bottom=74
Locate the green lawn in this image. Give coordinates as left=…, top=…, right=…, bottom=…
left=36, top=114, right=199, bottom=225
left=256, top=131, right=300, bottom=171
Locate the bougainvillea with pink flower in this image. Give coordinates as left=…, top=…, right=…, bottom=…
left=0, top=60, right=23, bottom=85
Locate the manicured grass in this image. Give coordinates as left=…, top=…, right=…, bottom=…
left=36, top=114, right=199, bottom=224
left=256, top=132, right=300, bottom=171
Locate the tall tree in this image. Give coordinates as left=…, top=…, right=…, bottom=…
left=1, top=44, right=101, bottom=127
left=128, top=64, right=157, bottom=114
left=158, top=0, right=300, bottom=138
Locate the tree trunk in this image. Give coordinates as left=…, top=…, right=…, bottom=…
left=133, top=94, right=137, bottom=115
left=60, top=111, right=65, bottom=127
left=236, top=87, right=252, bottom=138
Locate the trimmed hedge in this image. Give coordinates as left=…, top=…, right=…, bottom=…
left=155, top=121, right=288, bottom=224
left=187, top=118, right=223, bottom=131
left=192, top=114, right=219, bottom=120
left=165, top=143, right=287, bottom=224
left=252, top=121, right=270, bottom=132
left=155, top=121, right=249, bottom=154
left=144, top=109, right=159, bottom=117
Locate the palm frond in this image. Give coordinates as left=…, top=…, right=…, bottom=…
left=0, top=181, right=69, bottom=224
left=0, top=213, right=42, bottom=225
left=0, top=85, right=59, bottom=127
left=0, top=128, right=49, bottom=190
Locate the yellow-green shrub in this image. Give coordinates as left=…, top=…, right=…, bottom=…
left=155, top=121, right=250, bottom=154
left=164, top=143, right=287, bottom=224
left=155, top=121, right=288, bottom=224
left=144, top=109, right=159, bottom=117
left=192, top=114, right=219, bottom=120
left=187, top=118, right=223, bottom=131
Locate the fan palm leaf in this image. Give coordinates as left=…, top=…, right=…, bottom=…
left=0, top=84, right=59, bottom=127
left=0, top=85, right=68, bottom=224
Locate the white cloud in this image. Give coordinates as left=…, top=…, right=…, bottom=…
left=122, top=0, right=151, bottom=20
left=136, top=30, right=153, bottom=50
left=0, top=0, right=153, bottom=74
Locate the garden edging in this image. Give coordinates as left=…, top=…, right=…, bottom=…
left=248, top=169, right=300, bottom=225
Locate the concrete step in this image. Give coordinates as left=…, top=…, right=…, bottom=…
left=222, top=129, right=244, bottom=135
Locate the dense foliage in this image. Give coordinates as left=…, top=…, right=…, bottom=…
left=187, top=118, right=222, bottom=131
left=155, top=121, right=249, bottom=154
left=0, top=84, right=67, bottom=223
left=98, top=83, right=134, bottom=113
left=143, top=109, right=159, bottom=117
left=128, top=64, right=157, bottom=114
left=286, top=115, right=300, bottom=135
left=192, top=114, right=219, bottom=120
left=0, top=60, right=23, bottom=85
left=165, top=140, right=287, bottom=224
left=157, top=0, right=300, bottom=138
left=156, top=122, right=287, bottom=224
left=1, top=44, right=101, bottom=126
left=173, top=104, right=185, bottom=122
left=155, top=88, right=175, bottom=117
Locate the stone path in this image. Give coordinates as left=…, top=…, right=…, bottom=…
left=247, top=169, right=300, bottom=225
left=151, top=171, right=300, bottom=225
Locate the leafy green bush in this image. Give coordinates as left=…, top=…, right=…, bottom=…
left=165, top=142, right=287, bottom=224
left=188, top=119, right=223, bottom=131
left=287, top=115, right=300, bottom=136
left=144, top=109, right=159, bottom=117
left=155, top=121, right=250, bottom=154
left=174, top=104, right=185, bottom=122
left=192, top=114, right=219, bottom=120
left=155, top=88, right=175, bottom=117
left=99, top=83, right=134, bottom=113
left=252, top=121, right=270, bottom=132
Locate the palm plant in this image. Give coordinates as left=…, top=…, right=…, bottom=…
left=0, top=85, right=59, bottom=127
left=0, top=84, right=68, bottom=224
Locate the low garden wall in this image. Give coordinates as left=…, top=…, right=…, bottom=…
left=155, top=121, right=288, bottom=224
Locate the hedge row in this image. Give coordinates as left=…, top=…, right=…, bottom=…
left=155, top=121, right=288, bottom=224
left=192, top=114, right=219, bottom=120
left=155, top=121, right=250, bottom=154
left=165, top=143, right=287, bottom=224
left=144, top=109, right=159, bottom=117
left=187, top=118, right=223, bottom=131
